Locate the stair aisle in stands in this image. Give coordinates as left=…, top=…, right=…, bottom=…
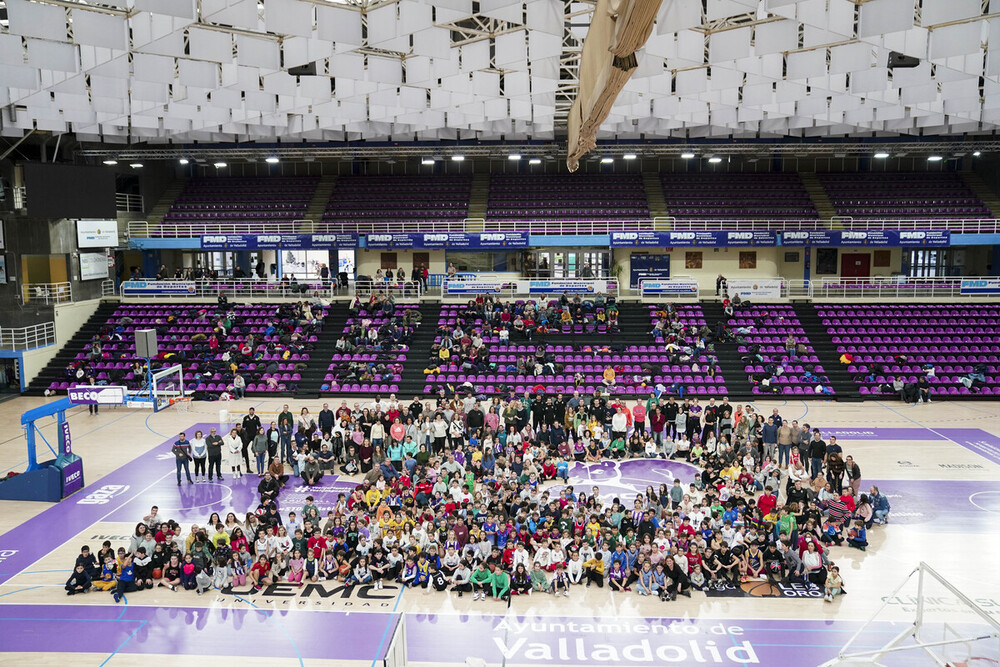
left=792, top=304, right=862, bottom=401
left=295, top=306, right=349, bottom=398
left=700, top=301, right=752, bottom=399
left=25, top=302, right=120, bottom=396
left=396, top=303, right=442, bottom=397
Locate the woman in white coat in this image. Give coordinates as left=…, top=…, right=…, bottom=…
left=224, top=427, right=244, bottom=479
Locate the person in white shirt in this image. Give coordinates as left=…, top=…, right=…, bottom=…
left=567, top=552, right=583, bottom=585
left=611, top=409, right=628, bottom=440
left=512, top=543, right=531, bottom=570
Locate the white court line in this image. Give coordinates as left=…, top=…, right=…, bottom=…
left=3, top=470, right=175, bottom=584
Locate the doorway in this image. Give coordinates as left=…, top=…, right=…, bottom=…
left=840, top=253, right=871, bottom=278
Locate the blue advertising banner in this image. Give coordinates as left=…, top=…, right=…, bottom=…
left=60, top=421, right=72, bottom=456
left=365, top=232, right=530, bottom=249
left=200, top=234, right=358, bottom=250
left=780, top=230, right=838, bottom=246
left=629, top=254, right=671, bottom=287
left=639, top=280, right=699, bottom=296
left=611, top=230, right=777, bottom=247
left=782, top=230, right=950, bottom=247
left=121, top=281, right=197, bottom=295
left=960, top=279, right=1000, bottom=295
left=62, top=458, right=84, bottom=496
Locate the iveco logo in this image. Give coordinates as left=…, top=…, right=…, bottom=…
left=257, top=235, right=281, bottom=243
left=728, top=232, right=754, bottom=240
left=66, top=470, right=81, bottom=483
left=784, top=232, right=809, bottom=240
left=612, top=232, right=638, bottom=240
left=424, top=234, right=450, bottom=242
left=481, top=233, right=506, bottom=241
left=841, top=232, right=868, bottom=240
left=312, top=235, right=338, bottom=243
left=204, top=236, right=228, bottom=243
left=671, top=232, right=696, bottom=240
left=899, top=231, right=925, bottom=239
left=369, top=234, right=393, bottom=242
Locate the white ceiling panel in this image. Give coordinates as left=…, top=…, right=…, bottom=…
left=236, top=35, right=280, bottom=69
left=264, top=0, right=314, bottom=37
left=71, top=11, right=128, bottom=50
left=709, top=27, right=750, bottom=62
left=7, top=0, right=67, bottom=42
left=317, top=5, right=362, bottom=45
left=135, top=0, right=196, bottom=20
left=189, top=28, right=233, bottom=62
left=26, top=39, right=77, bottom=73
left=754, top=20, right=797, bottom=55
left=930, top=22, right=983, bottom=60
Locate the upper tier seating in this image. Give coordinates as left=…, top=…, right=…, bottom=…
left=660, top=173, right=816, bottom=219
left=51, top=303, right=327, bottom=395
left=818, top=304, right=1000, bottom=396
left=818, top=172, right=991, bottom=219
left=160, top=177, right=318, bottom=231
left=486, top=174, right=649, bottom=220
left=729, top=305, right=832, bottom=396
left=321, top=175, right=472, bottom=227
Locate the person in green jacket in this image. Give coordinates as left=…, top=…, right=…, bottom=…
left=530, top=563, right=549, bottom=592
left=491, top=567, right=511, bottom=601
left=471, top=562, right=493, bottom=601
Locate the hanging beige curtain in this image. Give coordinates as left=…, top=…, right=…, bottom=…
left=567, top=0, right=664, bottom=171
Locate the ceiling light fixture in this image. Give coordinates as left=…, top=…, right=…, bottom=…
left=265, top=156, right=279, bottom=164
left=974, top=151, right=982, bottom=157
left=927, top=155, right=943, bottom=162
left=102, top=159, right=117, bottom=165
left=178, top=158, right=189, bottom=165
left=451, top=155, right=465, bottom=161
left=708, top=157, right=722, bottom=163
left=508, top=154, right=521, bottom=160
left=129, top=163, right=143, bottom=168
left=681, top=152, right=695, bottom=159
left=529, top=158, right=541, bottom=165
left=873, top=152, right=889, bottom=159
left=214, top=162, right=228, bottom=168
left=600, top=157, right=614, bottom=164
left=623, top=153, right=637, bottom=160
left=421, top=158, right=435, bottom=165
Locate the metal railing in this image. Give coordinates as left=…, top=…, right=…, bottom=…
left=0, top=321, right=56, bottom=350
left=353, top=281, right=424, bottom=299
left=21, top=282, right=72, bottom=304
left=12, top=186, right=26, bottom=209
left=128, top=217, right=1000, bottom=237
left=101, top=280, right=117, bottom=297
left=811, top=276, right=999, bottom=300
left=115, top=193, right=144, bottom=213
left=120, top=279, right=344, bottom=301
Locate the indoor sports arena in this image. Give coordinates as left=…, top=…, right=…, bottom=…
left=1, top=0, right=1000, bottom=665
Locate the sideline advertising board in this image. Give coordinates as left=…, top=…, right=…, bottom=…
left=725, top=279, right=783, bottom=299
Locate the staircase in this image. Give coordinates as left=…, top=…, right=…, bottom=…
left=302, top=174, right=338, bottom=228
left=700, top=301, right=753, bottom=399
left=792, top=304, right=862, bottom=401
left=642, top=172, right=668, bottom=220
left=24, top=302, right=120, bottom=396
left=295, top=306, right=349, bottom=398
left=394, top=303, right=442, bottom=397
left=144, top=180, right=187, bottom=229
left=799, top=172, right=837, bottom=220
left=466, top=172, right=491, bottom=221
left=959, top=171, right=1000, bottom=219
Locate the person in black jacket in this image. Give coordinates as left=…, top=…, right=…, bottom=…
left=318, top=403, right=336, bottom=434
left=662, top=557, right=691, bottom=600
left=258, top=472, right=280, bottom=504
left=65, top=564, right=92, bottom=595
left=205, top=428, right=224, bottom=482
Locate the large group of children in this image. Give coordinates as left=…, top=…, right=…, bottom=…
left=68, top=388, right=889, bottom=606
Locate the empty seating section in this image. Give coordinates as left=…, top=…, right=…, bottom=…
left=732, top=305, right=830, bottom=395
left=818, top=304, right=1000, bottom=396
left=486, top=174, right=649, bottom=220
left=321, top=175, right=472, bottom=226
left=818, top=172, right=990, bottom=219
left=322, top=304, right=422, bottom=394
left=50, top=304, right=326, bottom=394
left=660, top=173, right=816, bottom=219
left=160, top=177, right=317, bottom=231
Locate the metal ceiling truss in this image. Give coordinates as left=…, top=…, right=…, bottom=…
left=74, top=138, right=1000, bottom=161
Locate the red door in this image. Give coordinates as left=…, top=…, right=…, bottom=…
left=840, top=253, right=871, bottom=278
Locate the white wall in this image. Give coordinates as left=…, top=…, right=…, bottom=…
left=614, top=247, right=798, bottom=291
left=809, top=247, right=903, bottom=279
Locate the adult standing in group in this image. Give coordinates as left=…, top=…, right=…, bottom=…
left=318, top=403, right=336, bottom=436
left=242, top=408, right=261, bottom=471
left=777, top=420, right=795, bottom=468
left=190, top=430, right=208, bottom=482
left=205, top=427, right=224, bottom=482
left=278, top=404, right=294, bottom=436
left=172, top=432, right=194, bottom=486
left=808, top=429, right=827, bottom=480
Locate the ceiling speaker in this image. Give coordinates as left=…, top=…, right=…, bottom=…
left=887, top=52, right=920, bottom=69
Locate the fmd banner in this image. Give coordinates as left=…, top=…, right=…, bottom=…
left=121, top=281, right=196, bottom=295
left=610, top=231, right=776, bottom=247
left=782, top=230, right=950, bottom=246
left=201, top=234, right=358, bottom=250
left=364, top=232, right=530, bottom=249
left=629, top=254, right=671, bottom=287
left=960, top=278, right=1000, bottom=295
